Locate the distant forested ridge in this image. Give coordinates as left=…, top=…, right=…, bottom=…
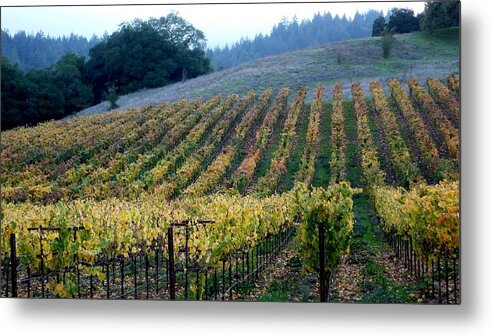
left=206, top=10, right=383, bottom=69
left=1, top=30, right=105, bottom=72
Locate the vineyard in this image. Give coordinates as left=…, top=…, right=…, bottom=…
left=0, top=75, right=460, bottom=303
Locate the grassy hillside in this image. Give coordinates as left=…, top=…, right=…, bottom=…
left=76, top=28, right=459, bottom=116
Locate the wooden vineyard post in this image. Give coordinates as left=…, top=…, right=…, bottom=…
left=10, top=233, right=18, bottom=297
left=167, top=226, right=176, bottom=300
left=319, top=221, right=326, bottom=302
left=184, top=225, right=189, bottom=300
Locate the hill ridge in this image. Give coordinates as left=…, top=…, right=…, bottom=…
left=75, top=29, right=459, bottom=118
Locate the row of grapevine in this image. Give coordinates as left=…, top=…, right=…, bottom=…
left=389, top=79, right=440, bottom=174
left=255, top=87, right=307, bottom=195
left=427, top=77, right=460, bottom=120
left=0, top=193, right=289, bottom=297
left=408, top=78, right=460, bottom=161
left=183, top=147, right=237, bottom=197
left=351, top=82, right=386, bottom=191
left=183, top=89, right=273, bottom=197
left=1, top=181, right=359, bottom=298
left=232, top=88, right=290, bottom=192
left=296, top=85, right=325, bottom=186
left=329, top=83, right=347, bottom=184
left=446, top=73, right=460, bottom=96
left=370, top=80, right=419, bottom=185
left=374, top=180, right=459, bottom=260
left=92, top=96, right=225, bottom=199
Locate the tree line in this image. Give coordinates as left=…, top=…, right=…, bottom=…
left=372, top=1, right=460, bottom=36
left=206, top=10, right=383, bottom=70
left=205, top=1, right=459, bottom=70
left=1, top=30, right=105, bottom=72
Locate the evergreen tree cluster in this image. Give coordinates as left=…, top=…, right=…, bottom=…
left=1, top=30, right=105, bottom=72
left=372, top=8, right=422, bottom=37
left=206, top=10, right=383, bottom=70
left=420, top=1, right=460, bottom=32
left=372, top=1, right=459, bottom=37
left=1, top=53, right=93, bottom=130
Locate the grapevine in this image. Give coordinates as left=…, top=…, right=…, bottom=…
left=446, top=73, right=460, bottom=97
left=296, top=85, right=325, bottom=186
left=388, top=79, right=440, bottom=174
left=370, top=80, right=419, bottom=185
left=256, top=87, right=307, bottom=195
left=351, top=82, right=386, bottom=192
left=427, top=77, right=460, bottom=120
left=374, top=180, right=459, bottom=260
left=232, top=88, right=290, bottom=192
left=329, top=82, right=347, bottom=184
left=408, top=78, right=459, bottom=161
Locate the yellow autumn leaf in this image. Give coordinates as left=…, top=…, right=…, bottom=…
left=54, top=283, right=64, bottom=296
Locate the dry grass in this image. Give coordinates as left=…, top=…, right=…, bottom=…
left=76, top=29, right=459, bottom=117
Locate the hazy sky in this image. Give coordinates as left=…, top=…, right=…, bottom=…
left=1, top=1, right=426, bottom=48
